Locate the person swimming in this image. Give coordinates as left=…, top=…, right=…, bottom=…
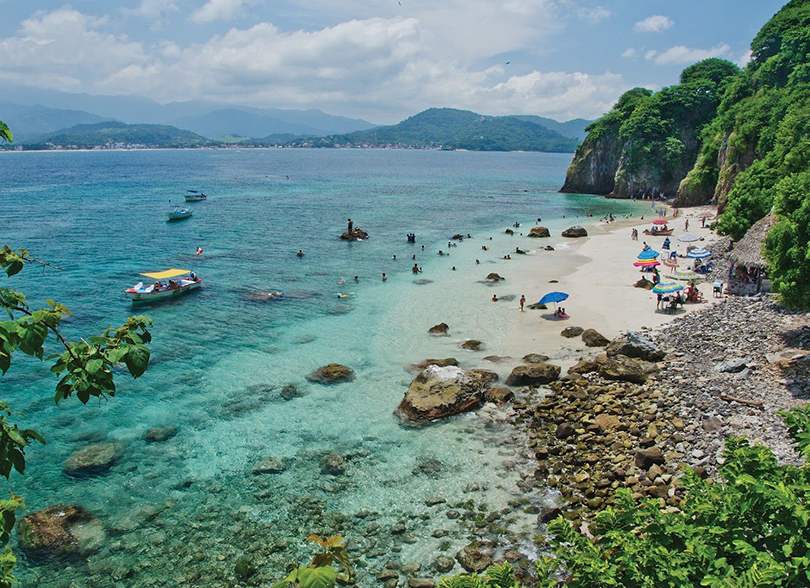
left=382, top=273, right=387, bottom=281
left=297, top=250, right=304, bottom=257
left=336, top=293, right=350, bottom=299
left=337, top=279, right=345, bottom=285
left=354, top=275, right=359, bottom=281
left=492, top=294, right=498, bottom=302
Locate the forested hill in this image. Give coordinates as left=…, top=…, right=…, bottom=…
left=563, top=0, right=810, bottom=307
left=288, top=108, right=581, bottom=152
left=29, top=121, right=211, bottom=149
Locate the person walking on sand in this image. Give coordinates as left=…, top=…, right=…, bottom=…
left=685, top=219, right=689, bottom=231
left=520, top=295, right=526, bottom=312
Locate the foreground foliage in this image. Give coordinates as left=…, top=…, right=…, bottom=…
left=272, top=535, right=354, bottom=588
left=0, top=240, right=152, bottom=586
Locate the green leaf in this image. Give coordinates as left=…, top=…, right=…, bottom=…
left=297, top=566, right=336, bottom=588
left=123, top=345, right=150, bottom=378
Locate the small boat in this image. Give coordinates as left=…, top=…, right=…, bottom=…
left=126, top=269, right=202, bottom=302
left=167, top=206, right=193, bottom=221
left=643, top=228, right=674, bottom=236
left=183, top=190, right=207, bottom=202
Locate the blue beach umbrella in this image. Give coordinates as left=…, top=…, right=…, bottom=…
left=638, top=249, right=660, bottom=260
left=686, top=248, right=712, bottom=259
left=652, top=282, right=684, bottom=294
left=538, top=291, right=569, bottom=305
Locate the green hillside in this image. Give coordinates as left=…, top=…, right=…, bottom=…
left=292, top=108, right=579, bottom=152
left=33, top=121, right=212, bottom=149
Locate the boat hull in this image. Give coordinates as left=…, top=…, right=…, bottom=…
left=126, top=280, right=202, bottom=302
left=167, top=211, right=193, bottom=221
left=183, top=195, right=207, bottom=202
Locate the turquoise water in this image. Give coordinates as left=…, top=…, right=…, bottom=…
left=1, top=150, right=641, bottom=586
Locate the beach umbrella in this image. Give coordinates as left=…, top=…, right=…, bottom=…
left=652, top=282, right=684, bottom=294
left=663, top=257, right=678, bottom=269
left=671, top=269, right=701, bottom=281
left=652, top=219, right=668, bottom=225
left=633, top=260, right=660, bottom=268
left=678, top=233, right=701, bottom=242
left=637, top=249, right=660, bottom=260
left=538, top=291, right=569, bottom=305
left=697, top=211, right=716, bottom=219
left=686, top=248, right=712, bottom=259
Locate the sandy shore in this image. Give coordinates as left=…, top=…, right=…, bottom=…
left=386, top=203, right=722, bottom=375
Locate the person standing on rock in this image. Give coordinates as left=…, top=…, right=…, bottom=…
left=347, top=218, right=353, bottom=235
left=520, top=295, right=526, bottom=312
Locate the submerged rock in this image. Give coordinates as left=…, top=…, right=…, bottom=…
left=528, top=226, right=550, bottom=238
left=561, top=226, right=588, bottom=238
left=306, top=363, right=355, bottom=384
left=327, top=304, right=353, bottom=315
left=522, top=353, right=550, bottom=364
left=64, top=443, right=122, bottom=477
left=18, top=505, right=105, bottom=558
left=252, top=457, right=286, bottom=475
left=582, top=328, right=610, bottom=347
left=240, top=290, right=283, bottom=302
left=321, top=454, right=346, bottom=476
left=397, top=365, right=489, bottom=423
left=143, top=426, right=178, bottom=443
left=505, top=363, right=561, bottom=386
left=456, top=540, right=494, bottom=573
left=280, top=384, right=304, bottom=400
left=461, top=340, right=483, bottom=351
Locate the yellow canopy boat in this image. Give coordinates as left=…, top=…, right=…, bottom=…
left=126, top=268, right=202, bottom=302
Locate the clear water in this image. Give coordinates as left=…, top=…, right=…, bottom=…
left=0, top=149, right=642, bottom=586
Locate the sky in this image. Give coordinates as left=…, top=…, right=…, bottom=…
left=0, top=0, right=786, bottom=124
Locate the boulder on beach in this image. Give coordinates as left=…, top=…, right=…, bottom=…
left=582, top=328, right=610, bottom=347
left=486, top=273, right=504, bottom=281
left=522, top=353, right=550, bottom=364
left=306, top=363, right=355, bottom=384
left=505, top=363, right=561, bottom=386
left=606, top=332, right=666, bottom=362
left=64, top=443, right=122, bottom=477
left=396, top=365, right=489, bottom=423
left=561, top=226, right=588, bottom=238
left=467, top=369, right=498, bottom=384
left=18, top=505, right=105, bottom=558
left=428, top=323, right=449, bottom=335
left=567, top=358, right=599, bottom=375
left=340, top=228, right=369, bottom=240
left=595, top=354, right=657, bottom=383
left=561, top=326, right=584, bottom=338
left=528, top=226, right=550, bottom=238
left=461, top=339, right=483, bottom=351
left=143, top=426, right=177, bottom=443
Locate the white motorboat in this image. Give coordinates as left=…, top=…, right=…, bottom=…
left=167, top=206, right=193, bottom=221
left=183, top=190, right=207, bottom=202
left=126, top=269, right=203, bottom=302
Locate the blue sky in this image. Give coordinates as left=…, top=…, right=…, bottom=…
left=0, top=0, right=786, bottom=123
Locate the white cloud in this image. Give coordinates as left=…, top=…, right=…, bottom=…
left=737, top=48, right=752, bottom=67
left=190, top=0, right=250, bottom=23
left=0, top=5, right=631, bottom=123
left=0, top=8, right=146, bottom=90
left=645, top=43, right=730, bottom=65
left=577, top=6, right=610, bottom=24
left=634, top=15, right=673, bottom=33
left=124, top=0, right=178, bottom=21
left=621, top=48, right=637, bottom=59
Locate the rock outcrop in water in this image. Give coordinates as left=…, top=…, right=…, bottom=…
left=18, top=505, right=105, bottom=558
left=306, top=363, right=355, bottom=384
left=561, top=226, right=587, bottom=238
left=527, top=226, right=550, bottom=238
left=397, top=365, right=490, bottom=422
left=64, top=443, right=122, bottom=477
left=504, top=363, right=561, bottom=386
left=340, top=227, right=369, bottom=240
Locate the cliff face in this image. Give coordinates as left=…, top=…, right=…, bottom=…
left=560, top=128, right=622, bottom=194
left=561, top=61, right=739, bottom=201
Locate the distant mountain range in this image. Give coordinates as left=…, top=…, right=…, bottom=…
left=290, top=108, right=581, bottom=152
left=0, top=85, right=590, bottom=151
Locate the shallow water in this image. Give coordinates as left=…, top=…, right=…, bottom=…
left=0, top=149, right=642, bottom=586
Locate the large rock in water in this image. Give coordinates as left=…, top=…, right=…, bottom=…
left=606, top=332, right=666, bottom=362
left=397, top=365, right=488, bottom=423
left=528, top=226, right=550, bottom=238
left=144, top=426, right=177, bottom=443
left=581, top=328, right=609, bottom=347
left=306, top=363, right=355, bottom=384
left=456, top=540, right=494, bottom=573
left=64, top=443, right=122, bottom=477
left=340, top=227, right=369, bottom=240
left=505, top=363, right=561, bottom=386
left=18, top=505, right=105, bottom=558
left=561, top=226, right=588, bottom=238
left=428, top=323, right=449, bottom=335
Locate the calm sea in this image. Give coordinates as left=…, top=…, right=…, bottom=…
left=0, top=149, right=640, bottom=587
